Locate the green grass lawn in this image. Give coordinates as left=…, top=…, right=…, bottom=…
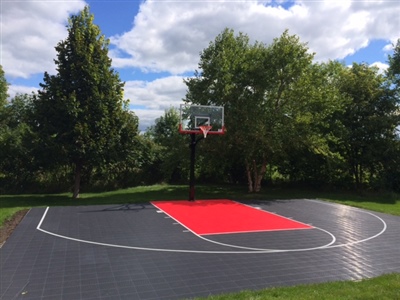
left=198, top=273, right=400, bottom=300
left=2, top=183, right=400, bottom=231
left=1, top=184, right=400, bottom=300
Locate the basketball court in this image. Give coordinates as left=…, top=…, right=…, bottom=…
left=1, top=198, right=400, bottom=300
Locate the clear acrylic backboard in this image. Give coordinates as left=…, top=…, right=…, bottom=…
left=179, top=104, right=225, bottom=136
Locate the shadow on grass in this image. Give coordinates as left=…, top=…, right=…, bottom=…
left=0, top=194, right=74, bottom=209
left=1, top=185, right=221, bottom=209
left=314, top=191, right=398, bottom=205
left=1, top=184, right=398, bottom=210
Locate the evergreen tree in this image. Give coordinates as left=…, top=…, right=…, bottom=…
left=32, top=6, right=136, bottom=198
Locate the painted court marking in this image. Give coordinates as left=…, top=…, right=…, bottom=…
left=151, top=199, right=312, bottom=235
left=36, top=200, right=387, bottom=254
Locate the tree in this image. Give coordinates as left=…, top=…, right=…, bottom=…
left=274, top=61, right=349, bottom=186
left=86, top=110, right=156, bottom=190
left=32, top=6, right=135, bottom=198
left=333, top=63, right=399, bottom=189
left=185, top=29, right=318, bottom=192
left=0, top=65, right=9, bottom=128
left=375, top=38, right=400, bottom=191
left=0, top=93, right=37, bottom=191
left=0, top=65, right=8, bottom=110
left=387, top=38, right=400, bottom=96
left=145, top=107, right=188, bottom=183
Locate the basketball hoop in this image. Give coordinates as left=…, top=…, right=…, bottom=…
left=199, top=125, right=212, bottom=138
left=179, top=105, right=224, bottom=201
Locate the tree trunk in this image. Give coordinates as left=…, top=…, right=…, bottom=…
left=352, top=162, right=360, bottom=190
left=246, top=162, right=254, bottom=192
left=246, top=159, right=267, bottom=193
left=254, top=160, right=267, bottom=192
left=73, top=162, right=82, bottom=199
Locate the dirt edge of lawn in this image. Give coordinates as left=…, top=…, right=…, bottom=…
left=0, top=209, right=29, bottom=248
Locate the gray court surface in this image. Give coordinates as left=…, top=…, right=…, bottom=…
left=1, top=199, right=400, bottom=300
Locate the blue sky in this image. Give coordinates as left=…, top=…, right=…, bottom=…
left=3, top=0, right=399, bottom=131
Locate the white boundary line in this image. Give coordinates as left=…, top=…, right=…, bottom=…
left=36, top=206, right=48, bottom=229
left=304, top=199, right=388, bottom=248
left=199, top=226, right=336, bottom=252
left=201, top=227, right=312, bottom=236
left=36, top=200, right=387, bottom=254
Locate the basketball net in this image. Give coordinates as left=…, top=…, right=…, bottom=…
left=199, top=125, right=212, bottom=138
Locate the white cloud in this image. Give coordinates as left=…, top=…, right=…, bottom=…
left=370, top=62, right=389, bottom=75
left=133, top=109, right=165, bottom=132
left=3, top=0, right=400, bottom=131
left=125, top=76, right=187, bottom=110
left=383, top=44, right=393, bottom=52
left=110, top=0, right=400, bottom=73
left=112, top=0, right=399, bottom=129
left=1, top=1, right=85, bottom=78
left=125, top=76, right=187, bottom=130
left=8, top=85, right=38, bottom=100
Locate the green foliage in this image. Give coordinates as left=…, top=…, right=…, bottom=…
left=0, top=65, right=8, bottom=110
left=185, top=29, right=332, bottom=191
left=1, top=29, right=399, bottom=194
left=31, top=6, right=137, bottom=197
left=276, top=61, right=349, bottom=186
left=387, top=38, right=400, bottom=95
left=184, top=29, right=252, bottom=185
left=185, top=29, right=400, bottom=192
left=0, top=65, right=10, bottom=156
left=145, top=107, right=189, bottom=183
left=0, top=94, right=37, bottom=192
left=332, top=63, right=399, bottom=189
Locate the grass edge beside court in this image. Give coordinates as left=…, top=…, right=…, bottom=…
left=196, top=273, right=400, bottom=300
left=2, top=184, right=400, bottom=227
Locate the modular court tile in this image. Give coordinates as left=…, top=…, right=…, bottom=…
left=1, top=199, right=400, bottom=300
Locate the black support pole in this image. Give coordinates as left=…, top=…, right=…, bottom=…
left=189, top=133, right=196, bottom=201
